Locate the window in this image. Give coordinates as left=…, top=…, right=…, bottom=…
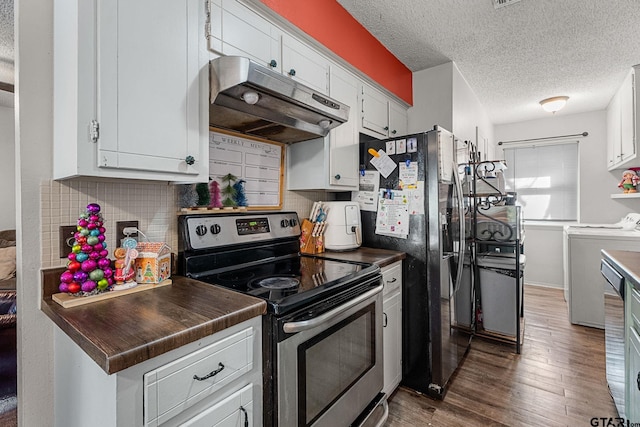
left=503, top=141, right=579, bottom=221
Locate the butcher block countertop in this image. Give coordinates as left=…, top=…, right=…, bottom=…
left=41, top=270, right=266, bottom=375
left=601, top=249, right=640, bottom=288
left=314, top=247, right=406, bottom=268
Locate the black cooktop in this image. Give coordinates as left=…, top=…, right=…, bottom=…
left=195, top=255, right=379, bottom=315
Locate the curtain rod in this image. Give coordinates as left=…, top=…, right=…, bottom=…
left=498, top=131, right=588, bottom=145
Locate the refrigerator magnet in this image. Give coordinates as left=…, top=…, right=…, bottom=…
left=386, top=140, right=396, bottom=155
left=407, top=137, right=418, bottom=153
left=396, top=139, right=407, bottom=154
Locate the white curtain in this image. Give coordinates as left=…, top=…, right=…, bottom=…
left=503, top=141, right=578, bottom=221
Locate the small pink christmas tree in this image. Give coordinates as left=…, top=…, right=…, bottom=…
left=209, top=180, right=223, bottom=208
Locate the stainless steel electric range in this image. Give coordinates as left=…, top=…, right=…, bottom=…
left=178, top=211, right=388, bottom=427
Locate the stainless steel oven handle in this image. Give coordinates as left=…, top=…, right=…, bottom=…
left=283, top=284, right=383, bottom=333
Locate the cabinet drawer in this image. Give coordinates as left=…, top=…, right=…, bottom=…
left=180, top=383, right=253, bottom=427
left=144, top=327, right=254, bottom=426
left=382, top=261, right=402, bottom=297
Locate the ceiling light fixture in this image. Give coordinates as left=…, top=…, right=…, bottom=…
left=539, top=96, right=569, bottom=113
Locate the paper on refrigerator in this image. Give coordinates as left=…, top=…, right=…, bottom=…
left=352, top=170, right=380, bottom=212
left=375, top=189, right=410, bottom=238
left=369, top=149, right=397, bottom=178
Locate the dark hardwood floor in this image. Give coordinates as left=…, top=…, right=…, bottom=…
left=386, top=285, right=618, bottom=426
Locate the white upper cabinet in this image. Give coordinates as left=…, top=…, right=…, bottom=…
left=208, top=0, right=282, bottom=72
left=328, top=65, right=360, bottom=188
left=360, top=83, right=408, bottom=139
left=282, top=34, right=330, bottom=95
left=54, top=0, right=208, bottom=182
left=209, top=1, right=329, bottom=94
left=607, top=66, right=638, bottom=170
left=286, top=65, right=358, bottom=191
left=389, top=100, right=409, bottom=137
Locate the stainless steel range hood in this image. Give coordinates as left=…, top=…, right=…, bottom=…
left=209, top=56, right=349, bottom=144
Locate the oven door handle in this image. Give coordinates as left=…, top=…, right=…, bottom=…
left=283, top=284, right=383, bottom=333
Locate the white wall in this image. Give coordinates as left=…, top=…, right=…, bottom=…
left=408, top=62, right=453, bottom=134
left=451, top=63, right=494, bottom=153
left=494, top=110, right=633, bottom=224
left=409, top=61, right=494, bottom=153
left=0, top=105, right=15, bottom=230
left=522, top=223, right=564, bottom=288
left=494, top=110, right=638, bottom=289
left=16, top=0, right=55, bottom=424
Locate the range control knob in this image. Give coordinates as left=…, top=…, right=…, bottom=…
left=280, top=219, right=289, bottom=228
left=210, top=224, right=221, bottom=235
left=195, top=225, right=207, bottom=236
left=288, top=219, right=297, bottom=227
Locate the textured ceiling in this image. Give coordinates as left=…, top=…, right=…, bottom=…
left=2, top=1, right=640, bottom=123
left=0, top=0, right=13, bottom=108
left=337, top=0, right=640, bottom=124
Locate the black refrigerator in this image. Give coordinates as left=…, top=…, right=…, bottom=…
left=360, top=126, right=472, bottom=399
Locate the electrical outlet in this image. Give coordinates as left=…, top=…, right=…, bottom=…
left=59, top=225, right=77, bottom=258
left=116, top=221, right=139, bottom=247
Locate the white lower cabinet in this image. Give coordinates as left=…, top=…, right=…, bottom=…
left=54, top=317, right=262, bottom=427
left=381, top=261, right=402, bottom=396
left=180, top=383, right=253, bottom=427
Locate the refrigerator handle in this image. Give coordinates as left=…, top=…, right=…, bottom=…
left=452, top=161, right=466, bottom=292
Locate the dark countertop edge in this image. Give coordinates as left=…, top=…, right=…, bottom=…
left=313, top=247, right=406, bottom=268
left=41, top=298, right=266, bottom=374
left=41, top=271, right=267, bottom=375
left=601, top=249, right=640, bottom=288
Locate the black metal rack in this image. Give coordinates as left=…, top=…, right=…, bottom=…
left=465, top=151, right=525, bottom=353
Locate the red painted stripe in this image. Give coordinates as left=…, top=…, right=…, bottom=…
left=259, top=0, right=413, bottom=105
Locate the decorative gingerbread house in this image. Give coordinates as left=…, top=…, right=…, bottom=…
left=134, top=242, right=172, bottom=284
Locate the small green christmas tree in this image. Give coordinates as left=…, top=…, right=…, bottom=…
left=195, top=182, right=210, bottom=206
left=221, top=173, right=237, bottom=207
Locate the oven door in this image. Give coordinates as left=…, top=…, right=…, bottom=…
left=277, top=279, right=384, bottom=427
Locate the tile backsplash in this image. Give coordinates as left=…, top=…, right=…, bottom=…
left=40, top=178, right=328, bottom=268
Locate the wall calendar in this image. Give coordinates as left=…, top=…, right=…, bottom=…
left=209, top=129, right=284, bottom=209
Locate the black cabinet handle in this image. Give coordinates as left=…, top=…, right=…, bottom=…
left=193, top=362, right=224, bottom=381
left=384, top=126, right=389, bottom=131
left=269, top=59, right=277, bottom=68
left=185, top=155, right=195, bottom=165
left=392, top=129, right=397, bottom=135
left=288, top=69, right=296, bottom=76
left=383, top=312, right=388, bottom=327
left=637, top=371, right=640, bottom=391
left=386, top=277, right=397, bottom=284
left=334, top=174, right=341, bottom=180
left=239, top=405, right=249, bottom=427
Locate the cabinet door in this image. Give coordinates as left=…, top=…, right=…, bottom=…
left=328, top=66, right=359, bottom=189
left=180, top=383, right=254, bottom=427
left=606, top=93, right=620, bottom=169
left=97, top=0, right=204, bottom=177
left=282, top=34, right=330, bottom=95
left=607, top=90, right=622, bottom=170
left=388, top=100, right=408, bottom=137
left=219, top=0, right=281, bottom=72
left=620, top=70, right=636, bottom=163
left=382, top=291, right=402, bottom=396
left=360, top=83, right=390, bottom=138
left=628, top=327, right=640, bottom=423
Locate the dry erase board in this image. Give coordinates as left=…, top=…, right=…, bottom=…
left=209, top=129, right=284, bottom=209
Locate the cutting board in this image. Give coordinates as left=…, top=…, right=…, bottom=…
left=52, top=279, right=172, bottom=308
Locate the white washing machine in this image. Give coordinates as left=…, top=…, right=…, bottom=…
left=563, top=213, right=640, bottom=329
